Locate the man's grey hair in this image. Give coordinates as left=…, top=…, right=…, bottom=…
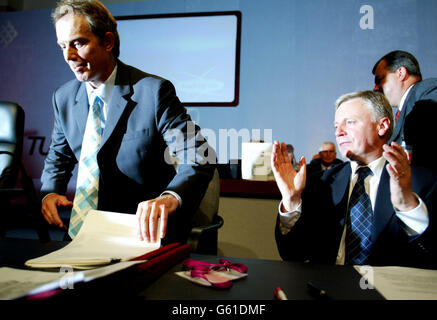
left=319, top=141, right=336, bottom=152
left=335, top=90, right=394, bottom=140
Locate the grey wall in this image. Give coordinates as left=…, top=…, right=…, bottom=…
left=1, top=0, right=437, bottom=194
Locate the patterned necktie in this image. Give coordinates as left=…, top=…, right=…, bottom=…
left=345, top=166, right=373, bottom=265
left=69, top=94, right=105, bottom=238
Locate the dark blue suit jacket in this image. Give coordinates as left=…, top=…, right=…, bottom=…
left=41, top=61, right=215, bottom=243
left=275, top=161, right=437, bottom=268
left=393, top=78, right=437, bottom=171
left=391, top=78, right=437, bottom=144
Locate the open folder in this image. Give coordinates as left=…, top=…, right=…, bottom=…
left=25, top=210, right=161, bottom=269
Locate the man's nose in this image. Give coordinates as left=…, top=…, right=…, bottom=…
left=64, top=47, right=77, bottom=61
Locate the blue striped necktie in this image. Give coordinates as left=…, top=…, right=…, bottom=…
left=346, top=166, right=374, bottom=265
left=69, top=94, right=105, bottom=238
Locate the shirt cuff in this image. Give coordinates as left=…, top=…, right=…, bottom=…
left=395, top=193, right=429, bottom=236
left=160, top=190, right=182, bottom=208
left=278, top=200, right=302, bottom=234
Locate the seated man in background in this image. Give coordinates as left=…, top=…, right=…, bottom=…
left=272, top=90, right=437, bottom=268
left=306, top=141, right=342, bottom=176
left=286, top=144, right=299, bottom=171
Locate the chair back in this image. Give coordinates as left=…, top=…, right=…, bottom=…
left=193, top=168, right=220, bottom=226
left=0, top=101, right=24, bottom=188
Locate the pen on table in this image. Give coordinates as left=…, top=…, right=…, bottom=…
left=274, top=287, right=288, bottom=300
left=307, top=281, right=332, bottom=300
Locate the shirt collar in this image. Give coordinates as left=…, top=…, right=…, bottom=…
left=350, top=156, right=386, bottom=178
left=85, top=64, right=118, bottom=105
left=398, top=83, right=415, bottom=111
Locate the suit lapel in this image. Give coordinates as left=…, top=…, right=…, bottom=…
left=391, top=84, right=417, bottom=142
left=372, top=167, right=394, bottom=241
left=330, top=164, right=351, bottom=207
left=329, top=163, right=351, bottom=230
left=72, top=83, right=89, bottom=139
left=100, top=63, right=131, bottom=148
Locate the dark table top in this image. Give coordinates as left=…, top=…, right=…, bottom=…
left=0, top=238, right=383, bottom=301
left=139, top=254, right=383, bottom=300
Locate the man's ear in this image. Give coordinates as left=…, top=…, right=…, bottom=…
left=103, top=32, right=115, bottom=52
left=378, top=117, right=391, bottom=137
left=397, top=66, right=408, bottom=82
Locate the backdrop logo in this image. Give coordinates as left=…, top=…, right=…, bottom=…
left=360, top=5, right=374, bottom=30
left=0, top=21, right=18, bottom=48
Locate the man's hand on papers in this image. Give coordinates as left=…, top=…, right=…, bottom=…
left=41, top=193, right=73, bottom=229
left=136, top=194, right=179, bottom=243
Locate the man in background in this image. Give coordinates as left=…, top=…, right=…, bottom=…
left=306, top=141, right=342, bottom=176
left=373, top=50, right=437, bottom=170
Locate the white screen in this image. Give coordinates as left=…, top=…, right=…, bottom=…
left=116, top=12, right=240, bottom=106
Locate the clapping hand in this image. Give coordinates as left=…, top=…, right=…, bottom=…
left=271, top=141, right=307, bottom=212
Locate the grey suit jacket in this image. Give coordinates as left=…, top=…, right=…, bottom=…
left=41, top=61, right=215, bottom=243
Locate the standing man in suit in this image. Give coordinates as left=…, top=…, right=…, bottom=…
left=40, top=0, right=215, bottom=244
left=272, top=91, right=437, bottom=268
left=373, top=50, right=437, bottom=170
left=306, top=141, right=343, bottom=176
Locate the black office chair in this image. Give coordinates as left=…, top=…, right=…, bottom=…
left=0, top=101, right=50, bottom=241
left=187, top=169, right=223, bottom=255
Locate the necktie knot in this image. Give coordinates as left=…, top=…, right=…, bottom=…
left=93, top=94, right=103, bottom=107
left=356, top=166, right=372, bottom=182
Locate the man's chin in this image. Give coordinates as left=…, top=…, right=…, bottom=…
left=343, top=150, right=355, bottom=160
left=73, top=71, right=89, bottom=82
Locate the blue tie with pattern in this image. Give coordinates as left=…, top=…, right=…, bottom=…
left=346, top=166, right=374, bottom=265
left=69, top=94, right=105, bottom=238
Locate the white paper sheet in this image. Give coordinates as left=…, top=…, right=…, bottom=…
left=355, top=265, right=437, bottom=300
left=25, top=210, right=160, bottom=269
left=0, top=260, right=144, bottom=300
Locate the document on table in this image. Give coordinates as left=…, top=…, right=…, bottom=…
left=355, top=265, right=437, bottom=300
left=25, top=210, right=160, bottom=269
left=0, top=261, right=144, bottom=300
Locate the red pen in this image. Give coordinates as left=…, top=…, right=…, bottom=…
left=274, top=287, right=288, bottom=300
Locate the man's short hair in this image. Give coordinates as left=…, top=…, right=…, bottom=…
left=335, top=90, right=394, bottom=141
left=372, top=50, right=422, bottom=79
left=52, top=0, right=120, bottom=58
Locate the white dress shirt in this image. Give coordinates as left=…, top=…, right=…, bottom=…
left=85, top=64, right=117, bottom=121
left=278, top=157, right=429, bottom=265
left=398, top=83, right=415, bottom=112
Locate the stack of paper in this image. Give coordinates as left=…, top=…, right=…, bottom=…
left=25, top=210, right=160, bottom=269
left=0, top=261, right=144, bottom=300
left=355, top=265, right=437, bottom=300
